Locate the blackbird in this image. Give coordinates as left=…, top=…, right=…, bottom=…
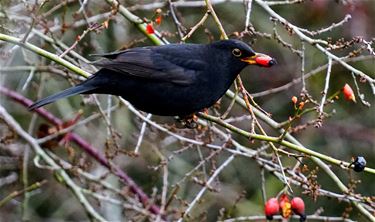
left=29, top=39, right=276, bottom=116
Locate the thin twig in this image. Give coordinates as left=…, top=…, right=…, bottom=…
left=301, top=41, right=306, bottom=92
left=0, top=180, right=47, bottom=207
left=0, top=86, right=161, bottom=215
left=251, top=55, right=374, bottom=98
left=221, top=214, right=355, bottom=222
left=134, top=113, right=152, bottom=154
left=318, top=58, right=333, bottom=116
left=299, top=14, right=352, bottom=36
left=204, top=0, right=228, bottom=39
left=254, top=0, right=375, bottom=94
left=351, top=72, right=371, bottom=107
left=179, top=155, right=236, bottom=221
left=181, top=12, right=209, bottom=41
left=197, top=112, right=375, bottom=174
left=0, top=105, right=106, bottom=221
left=168, top=0, right=186, bottom=39
left=260, top=168, right=267, bottom=204
left=244, top=0, right=253, bottom=31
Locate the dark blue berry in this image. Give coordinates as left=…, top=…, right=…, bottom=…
left=352, top=156, right=366, bottom=172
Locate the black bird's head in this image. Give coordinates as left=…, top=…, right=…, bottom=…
left=210, top=39, right=276, bottom=69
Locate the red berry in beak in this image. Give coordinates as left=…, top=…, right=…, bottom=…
left=255, top=54, right=277, bottom=67
left=265, top=198, right=280, bottom=220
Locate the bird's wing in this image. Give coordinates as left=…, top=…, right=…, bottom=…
left=91, top=47, right=207, bottom=85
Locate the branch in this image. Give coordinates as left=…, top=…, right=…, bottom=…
left=197, top=112, right=375, bottom=174
left=0, top=34, right=90, bottom=78
left=179, top=155, right=236, bottom=221
left=251, top=55, right=374, bottom=98
left=0, top=86, right=161, bottom=216
left=253, top=0, right=375, bottom=94
left=0, top=180, right=47, bottom=207
left=222, top=215, right=355, bottom=222
left=0, top=105, right=106, bottom=221
left=104, top=0, right=168, bottom=46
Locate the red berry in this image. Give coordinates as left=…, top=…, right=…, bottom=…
left=298, top=101, right=305, bottom=110
left=265, top=198, right=279, bottom=220
left=291, top=197, right=306, bottom=221
left=255, top=55, right=275, bottom=67
left=155, top=15, right=162, bottom=25
left=291, top=96, right=298, bottom=104
left=342, top=83, right=356, bottom=102
left=146, top=23, right=155, bottom=34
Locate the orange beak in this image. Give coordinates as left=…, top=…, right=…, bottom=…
left=241, top=53, right=276, bottom=67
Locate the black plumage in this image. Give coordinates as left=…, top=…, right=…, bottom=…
left=29, top=39, right=275, bottom=116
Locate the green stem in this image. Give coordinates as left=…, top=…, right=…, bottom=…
left=197, top=112, right=375, bottom=175
left=0, top=180, right=47, bottom=208
left=104, top=0, right=168, bottom=46
left=278, top=107, right=316, bottom=128
left=0, top=34, right=90, bottom=78
left=225, top=90, right=375, bottom=221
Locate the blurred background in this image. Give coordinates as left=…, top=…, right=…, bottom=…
left=0, top=0, right=374, bottom=221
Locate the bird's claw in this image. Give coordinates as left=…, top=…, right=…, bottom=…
left=175, top=115, right=198, bottom=129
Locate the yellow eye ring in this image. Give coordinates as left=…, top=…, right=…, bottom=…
left=232, top=48, right=242, bottom=57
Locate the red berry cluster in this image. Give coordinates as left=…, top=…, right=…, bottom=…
left=265, top=194, right=306, bottom=221
left=146, top=8, right=163, bottom=34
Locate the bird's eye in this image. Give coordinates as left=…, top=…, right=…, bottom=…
left=232, top=48, right=242, bottom=57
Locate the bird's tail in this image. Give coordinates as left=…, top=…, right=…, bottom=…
left=28, top=84, right=97, bottom=110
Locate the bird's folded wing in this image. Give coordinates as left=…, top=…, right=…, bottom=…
left=91, top=47, right=206, bottom=85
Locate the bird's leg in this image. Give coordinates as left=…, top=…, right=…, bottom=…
left=175, top=114, right=198, bottom=129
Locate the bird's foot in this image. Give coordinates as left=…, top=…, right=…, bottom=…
left=175, top=114, right=198, bottom=129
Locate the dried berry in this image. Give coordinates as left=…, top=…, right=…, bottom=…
left=279, top=194, right=292, bottom=218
